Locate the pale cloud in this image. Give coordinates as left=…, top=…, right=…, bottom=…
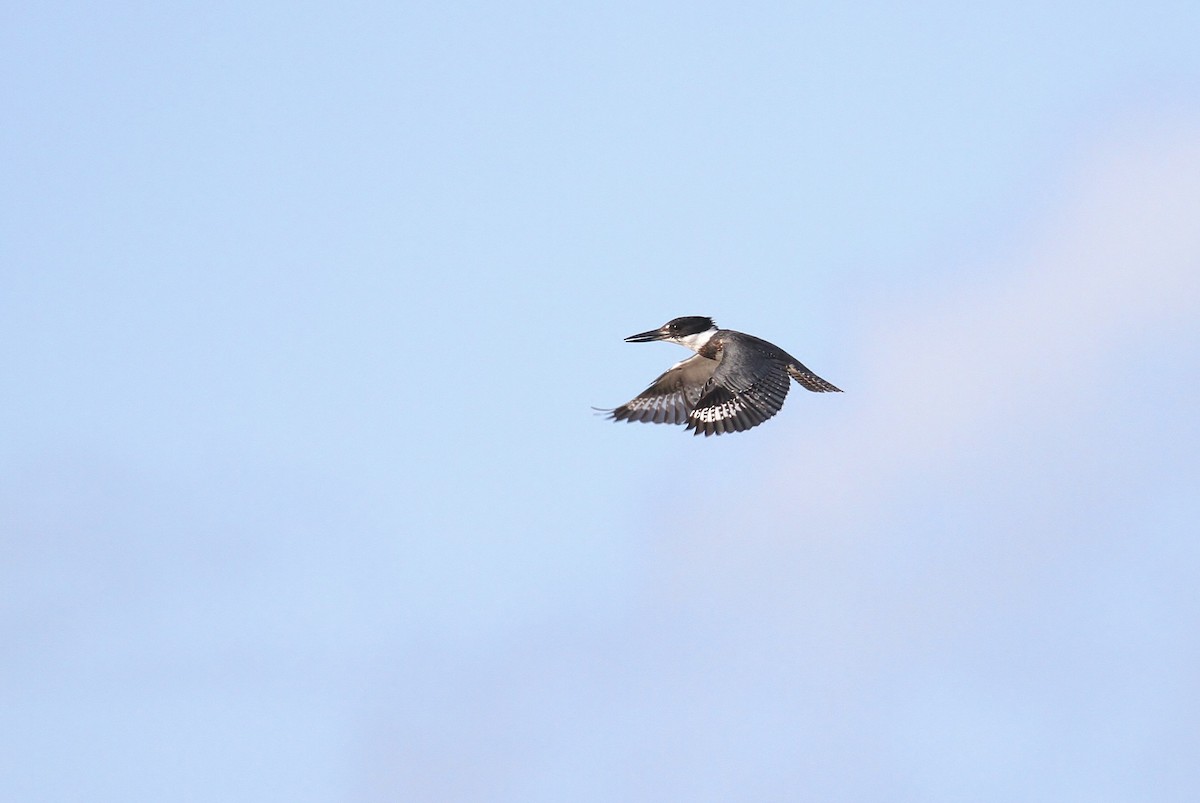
left=707, top=113, right=1200, bottom=540
left=875, top=119, right=1196, bottom=455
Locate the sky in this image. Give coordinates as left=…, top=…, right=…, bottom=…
left=3, top=2, right=1200, bottom=801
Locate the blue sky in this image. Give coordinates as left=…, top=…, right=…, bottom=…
left=3, top=3, right=1200, bottom=801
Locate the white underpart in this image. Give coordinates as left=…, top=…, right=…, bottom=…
left=670, top=327, right=717, bottom=352
left=666, top=352, right=713, bottom=372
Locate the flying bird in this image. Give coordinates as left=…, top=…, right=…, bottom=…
left=604, top=316, right=841, bottom=436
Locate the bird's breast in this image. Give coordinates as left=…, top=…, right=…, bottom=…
left=697, top=337, right=724, bottom=361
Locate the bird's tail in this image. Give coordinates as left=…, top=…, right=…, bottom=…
left=787, top=364, right=842, bottom=393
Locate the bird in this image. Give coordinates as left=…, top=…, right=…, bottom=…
left=603, top=316, right=841, bottom=436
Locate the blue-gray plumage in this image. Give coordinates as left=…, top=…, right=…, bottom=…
left=605, top=316, right=841, bottom=436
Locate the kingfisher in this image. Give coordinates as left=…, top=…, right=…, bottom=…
left=604, top=316, right=841, bottom=436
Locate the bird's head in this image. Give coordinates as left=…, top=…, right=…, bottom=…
left=624, top=316, right=717, bottom=351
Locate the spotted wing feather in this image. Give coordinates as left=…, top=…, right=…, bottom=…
left=686, top=354, right=792, bottom=436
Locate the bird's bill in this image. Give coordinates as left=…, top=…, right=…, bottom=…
left=624, top=327, right=666, bottom=343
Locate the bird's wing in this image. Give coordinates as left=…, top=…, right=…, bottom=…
left=608, top=354, right=717, bottom=425
left=686, top=347, right=792, bottom=436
